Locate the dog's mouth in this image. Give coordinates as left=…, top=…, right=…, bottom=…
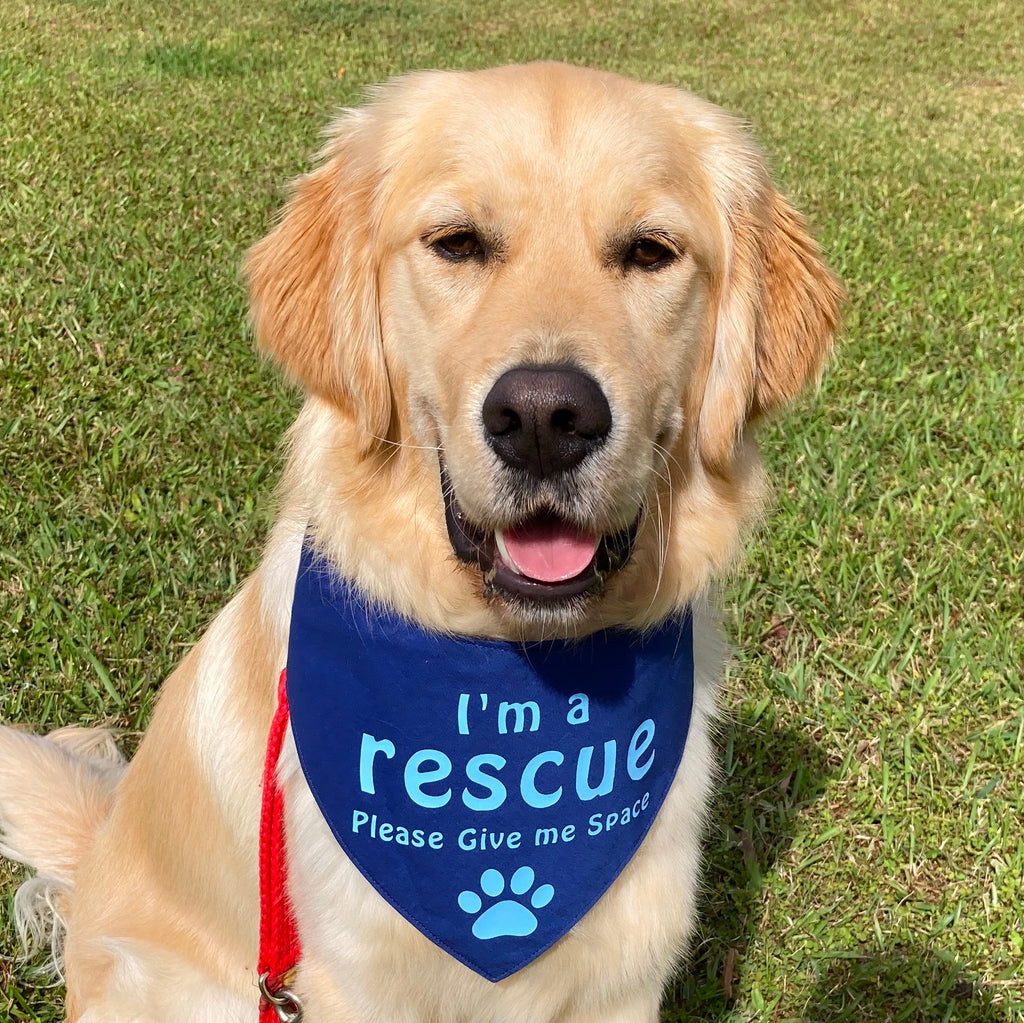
left=441, top=464, right=639, bottom=605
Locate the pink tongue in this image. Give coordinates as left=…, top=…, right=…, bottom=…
left=501, top=517, right=599, bottom=583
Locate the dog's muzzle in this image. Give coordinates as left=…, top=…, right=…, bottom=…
left=442, top=364, right=640, bottom=605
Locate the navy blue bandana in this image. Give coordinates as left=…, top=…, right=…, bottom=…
left=286, top=542, right=694, bottom=982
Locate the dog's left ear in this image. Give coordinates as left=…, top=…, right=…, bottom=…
left=698, top=183, right=843, bottom=472
left=245, top=111, right=391, bottom=445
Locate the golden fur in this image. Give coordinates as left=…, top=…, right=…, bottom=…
left=0, top=63, right=840, bottom=1022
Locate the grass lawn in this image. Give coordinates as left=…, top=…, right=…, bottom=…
left=1, top=0, right=1022, bottom=1019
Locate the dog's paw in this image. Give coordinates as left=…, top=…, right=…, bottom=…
left=457, top=866, right=554, bottom=940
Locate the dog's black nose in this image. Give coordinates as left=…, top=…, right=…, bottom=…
left=482, top=365, right=612, bottom=479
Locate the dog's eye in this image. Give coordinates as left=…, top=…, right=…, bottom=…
left=432, top=231, right=485, bottom=262
left=626, top=237, right=675, bottom=270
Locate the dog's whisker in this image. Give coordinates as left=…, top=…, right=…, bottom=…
left=370, top=436, right=444, bottom=454
left=639, top=444, right=675, bottom=621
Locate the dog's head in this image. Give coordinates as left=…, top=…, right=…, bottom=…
left=247, top=63, right=841, bottom=635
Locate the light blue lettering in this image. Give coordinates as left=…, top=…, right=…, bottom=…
left=359, top=733, right=396, bottom=794
left=534, top=823, right=576, bottom=846
left=498, top=700, right=541, bottom=734
left=404, top=749, right=452, bottom=808
left=627, top=719, right=656, bottom=780
left=575, top=740, right=616, bottom=800
left=566, top=693, right=590, bottom=725
left=463, top=753, right=507, bottom=811
left=520, top=750, right=564, bottom=808
left=457, top=827, right=523, bottom=851
left=587, top=793, right=651, bottom=835
left=535, top=826, right=559, bottom=846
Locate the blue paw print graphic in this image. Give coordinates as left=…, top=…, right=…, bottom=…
left=457, top=866, right=554, bottom=940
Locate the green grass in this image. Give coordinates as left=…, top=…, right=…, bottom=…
left=1, top=0, right=1022, bottom=1019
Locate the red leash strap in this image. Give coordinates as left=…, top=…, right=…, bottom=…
left=258, top=670, right=303, bottom=1022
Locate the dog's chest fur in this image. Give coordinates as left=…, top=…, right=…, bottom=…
left=268, top=609, right=722, bottom=1022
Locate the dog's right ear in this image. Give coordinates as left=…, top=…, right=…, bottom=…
left=245, top=111, right=391, bottom=444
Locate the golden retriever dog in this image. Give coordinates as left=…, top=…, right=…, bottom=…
left=0, top=62, right=840, bottom=1022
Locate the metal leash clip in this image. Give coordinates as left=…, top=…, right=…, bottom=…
left=259, top=969, right=304, bottom=1023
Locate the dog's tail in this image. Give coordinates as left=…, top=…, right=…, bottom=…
left=0, top=725, right=125, bottom=971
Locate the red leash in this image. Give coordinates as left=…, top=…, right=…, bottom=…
left=258, top=671, right=303, bottom=1022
